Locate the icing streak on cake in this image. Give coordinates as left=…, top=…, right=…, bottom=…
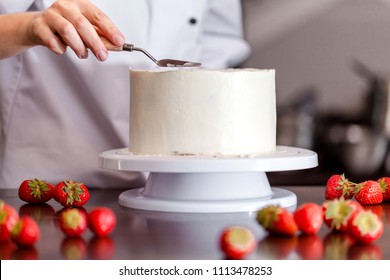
left=129, top=68, right=276, bottom=157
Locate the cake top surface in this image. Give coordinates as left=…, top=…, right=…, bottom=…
left=130, top=68, right=275, bottom=74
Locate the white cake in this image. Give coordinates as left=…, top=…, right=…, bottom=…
left=129, top=68, right=276, bottom=157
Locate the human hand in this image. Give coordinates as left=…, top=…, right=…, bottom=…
left=29, top=0, right=125, bottom=61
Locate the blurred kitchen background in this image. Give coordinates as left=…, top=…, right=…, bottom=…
left=241, top=0, right=390, bottom=185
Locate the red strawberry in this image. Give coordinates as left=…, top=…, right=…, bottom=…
left=322, top=199, right=362, bottom=232
left=293, top=202, right=323, bottom=235
left=11, top=216, right=40, bottom=247
left=88, top=207, right=116, bottom=237
left=377, top=177, right=390, bottom=202
left=348, top=210, right=383, bottom=244
left=58, top=208, right=88, bottom=237
left=256, top=205, right=298, bottom=236
left=220, top=226, right=257, bottom=260
left=325, top=174, right=355, bottom=200
left=354, top=180, right=383, bottom=205
left=363, top=205, right=383, bottom=220
left=0, top=200, right=19, bottom=242
left=18, top=178, right=54, bottom=204
left=54, top=180, right=90, bottom=207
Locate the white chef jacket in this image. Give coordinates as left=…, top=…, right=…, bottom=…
left=0, top=0, right=250, bottom=188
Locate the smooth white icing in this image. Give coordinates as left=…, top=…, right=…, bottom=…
left=129, top=68, right=276, bottom=156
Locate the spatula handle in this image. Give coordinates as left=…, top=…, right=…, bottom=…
left=101, top=37, right=126, bottom=52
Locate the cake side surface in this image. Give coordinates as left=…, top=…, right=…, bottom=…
left=129, top=68, right=276, bottom=157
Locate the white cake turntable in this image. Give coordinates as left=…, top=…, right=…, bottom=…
left=98, top=146, right=318, bottom=213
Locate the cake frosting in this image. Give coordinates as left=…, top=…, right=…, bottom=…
left=129, top=68, right=276, bottom=157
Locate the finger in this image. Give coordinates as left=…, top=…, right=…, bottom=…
left=44, top=9, right=89, bottom=59
left=42, top=29, right=68, bottom=55
left=59, top=7, right=109, bottom=61
left=81, top=3, right=125, bottom=46
left=30, top=16, right=68, bottom=55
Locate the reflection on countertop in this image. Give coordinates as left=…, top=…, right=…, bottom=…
left=1, top=187, right=390, bottom=260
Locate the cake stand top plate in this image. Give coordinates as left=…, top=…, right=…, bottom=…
left=98, top=146, right=318, bottom=173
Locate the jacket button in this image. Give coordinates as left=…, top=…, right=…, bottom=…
left=189, top=17, right=197, bottom=25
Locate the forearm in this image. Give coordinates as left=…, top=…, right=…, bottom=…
left=0, top=0, right=125, bottom=61
left=0, top=12, right=40, bottom=59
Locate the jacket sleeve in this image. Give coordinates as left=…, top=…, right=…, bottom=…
left=0, top=1, right=36, bottom=13
left=200, top=0, right=251, bottom=69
